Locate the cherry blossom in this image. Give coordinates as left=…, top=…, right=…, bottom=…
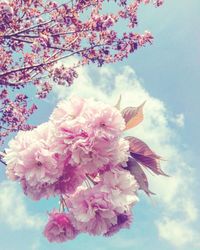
left=66, top=187, right=116, bottom=235
left=0, top=0, right=163, bottom=144
left=51, top=97, right=128, bottom=175
left=3, top=96, right=167, bottom=241
left=44, top=212, right=79, bottom=242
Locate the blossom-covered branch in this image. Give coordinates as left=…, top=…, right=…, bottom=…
left=0, top=90, right=37, bottom=145
left=0, top=0, right=163, bottom=144
left=0, top=0, right=163, bottom=86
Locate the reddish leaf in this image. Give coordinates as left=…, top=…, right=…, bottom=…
left=126, top=136, right=168, bottom=176
left=122, top=102, right=145, bottom=130
left=126, top=136, right=160, bottom=159
left=127, top=157, right=155, bottom=196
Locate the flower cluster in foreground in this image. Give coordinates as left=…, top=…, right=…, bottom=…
left=4, top=96, right=167, bottom=242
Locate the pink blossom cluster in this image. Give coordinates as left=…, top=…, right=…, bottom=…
left=4, top=96, right=166, bottom=242
left=44, top=167, right=138, bottom=242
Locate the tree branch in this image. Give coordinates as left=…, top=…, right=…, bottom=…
left=0, top=152, right=6, bottom=166
left=0, top=41, right=103, bottom=81
left=2, top=20, right=53, bottom=38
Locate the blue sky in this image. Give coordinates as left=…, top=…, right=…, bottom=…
left=0, top=1, right=200, bottom=250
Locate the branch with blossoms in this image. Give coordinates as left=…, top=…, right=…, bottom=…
left=0, top=0, right=163, bottom=86
left=0, top=0, right=163, bottom=143
left=0, top=89, right=37, bottom=145
left=3, top=96, right=168, bottom=242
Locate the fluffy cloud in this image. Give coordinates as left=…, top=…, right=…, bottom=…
left=30, top=240, right=41, bottom=250
left=0, top=181, right=44, bottom=230
left=171, top=113, right=185, bottom=127
left=156, top=218, right=199, bottom=248
left=53, top=63, right=199, bottom=248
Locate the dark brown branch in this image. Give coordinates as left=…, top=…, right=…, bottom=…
left=5, top=36, right=73, bottom=52
left=0, top=152, right=6, bottom=166
left=0, top=159, right=6, bottom=166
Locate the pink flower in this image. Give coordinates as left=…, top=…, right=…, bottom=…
left=4, top=96, right=141, bottom=238
left=82, top=99, right=125, bottom=138
left=53, top=97, right=128, bottom=174
left=69, top=137, right=129, bottom=175
left=54, top=165, right=85, bottom=195
left=50, top=95, right=85, bottom=126
left=100, top=167, right=139, bottom=211
left=116, top=138, right=130, bottom=165
left=70, top=136, right=121, bottom=174
left=104, top=211, right=132, bottom=236
left=44, top=212, right=79, bottom=242
left=66, top=173, right=137, bottom=236
left=66, top=187, right=118, bottom=235
left=4, top=122, right=64, bottom=199
left=21, top=179, right=54, bottom=201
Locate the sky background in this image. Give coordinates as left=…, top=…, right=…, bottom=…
left=0, top=1, right=200, bottom=250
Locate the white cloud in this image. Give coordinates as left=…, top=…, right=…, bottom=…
left=30, top=240, right=41, bottom=250
left=0, top=181, right=44, bottom=230
left=171, top=113, right=185, bottom=127
left=53, top=63, right=199, bottom=248
left=157, top=218, right=199, bottom=247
